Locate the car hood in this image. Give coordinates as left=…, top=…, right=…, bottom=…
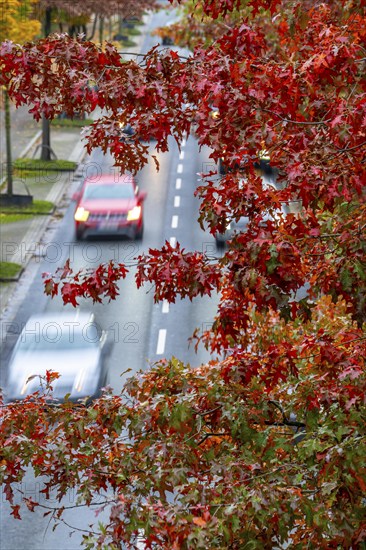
left=79, top=198, right=137, bottom=212
left=6, top=348, right=102, bottom=402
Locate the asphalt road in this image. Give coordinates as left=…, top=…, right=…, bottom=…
left=0, top=10, right=222, bottom=548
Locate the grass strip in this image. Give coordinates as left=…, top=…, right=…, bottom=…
left=126, top=27, right=141, bottom=36
left=13, top=158, right=77, bottom=171
left=0, top=200, right=54, bottom=223
left=0, top=261, right=22, bottom=279
left=51, top=118, right=94, bottom=128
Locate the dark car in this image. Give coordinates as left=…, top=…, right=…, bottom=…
left=119, top=123, right=136, bottom=142
left=215, top=215, right=250, bottom=248
left=215, top=180, right=289, bottom=248
left=162, top=35, right=174, bottom=46
left=73, top=174, right=146, bottom=240
left=4, top=312, right=112, bottom=403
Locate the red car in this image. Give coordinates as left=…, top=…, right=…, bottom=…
left=73, top=174, right=146, bottom=240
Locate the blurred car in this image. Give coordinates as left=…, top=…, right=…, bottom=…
left=215, top=181, right=289, bottom=248
left=162, top=35, right=174, bottom=46
left=5, top=312, right=112, bottom=403
left=215, top=205, right=288, bottom=248
left=119, top=120, right=157, bottom=142
left=218, top=147, right=277, bottom=178
left=153, top=17, right=178, bottom=46
left=210, top=109, right=277, bottom=178
left=215, top=215, right=251, bottom=248
left=73, top=174, right=146, bottom=240
left=253, top=142, right=277, bottom=179
left=119, top=123, right=136, bottom=142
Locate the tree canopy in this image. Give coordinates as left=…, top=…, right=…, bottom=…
left=0, top=0, right=40, bottom=43
left=0, top=0, right=365, bottom=548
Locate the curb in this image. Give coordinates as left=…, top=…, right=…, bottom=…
left=8, top=146, right=88, bottom=268
left=0, top=142, right=89, bottom=320
left=18, top=130, right=42, bottom=159
left=0, top=267, right=24, bottom=283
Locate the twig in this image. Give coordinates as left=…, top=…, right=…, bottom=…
left=261, top=109, right=331, bottom=126
left=198, top=406, right=222, bottom=417
left=197, top=432, right=231, bottom=445
left=333, top=140, right=366, bottom=153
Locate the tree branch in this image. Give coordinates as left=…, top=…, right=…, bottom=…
left=261, top=109, right=331, bottom=126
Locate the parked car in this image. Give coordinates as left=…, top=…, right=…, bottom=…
left=5, top=312, right=112, bottom=403
left=73, top=174, right=146, bottom=240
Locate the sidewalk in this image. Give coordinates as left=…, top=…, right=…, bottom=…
left=0, top=16, right=152, bottom=319
left=0, top=124, right=88, bottom=315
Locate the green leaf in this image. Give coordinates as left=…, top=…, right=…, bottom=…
left=340, top=268, right=353, bottom=292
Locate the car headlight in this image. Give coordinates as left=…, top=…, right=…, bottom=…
left=74, top=207, right=90, bottom=222
left=73, top=368, right=99, bottom=396
left=74, top=369, right=87, bottom=393
left=127, top=206, right=141, bottom=221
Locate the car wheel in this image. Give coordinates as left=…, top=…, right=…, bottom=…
left=75, top=227, right=84, bottom=241
left=135, top=223, right=144, bottom=240
left=215, top=237, right=226, bottom=249
left=218, top=158, right=227, bottom=176
left=102, top=370, right=109, bottom=388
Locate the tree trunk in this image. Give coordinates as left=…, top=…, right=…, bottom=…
left=40, top=115, right=52, bottom=161
left=40, top=6, right=53, bottom=161
left=43, top=6, right=52, bottom=36
left=99, top=16, right=104, bottom=43
left=4, top=87, right=13, bottom=197
left=87, top=15, right=98, bottom=41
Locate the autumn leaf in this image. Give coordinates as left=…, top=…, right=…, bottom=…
left=10, top=505, right=21, bottom=520
left=193, top=516, right=207, bottom=527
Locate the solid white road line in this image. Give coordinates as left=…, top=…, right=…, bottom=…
left=175, top=178, right=182, bottom=189
left=162, top=300, right=169, bottom=313
left=171, top=215, right=178, bottom=228
left=156, top=329, right=167, bottom=355
left=174, top=195, right=180, bottom=207
left=177, top=163, right=183, bottom=173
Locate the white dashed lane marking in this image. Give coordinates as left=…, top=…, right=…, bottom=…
left=156, top=329, right=167, bottom=355
left=156, top=142, right=188, bottom=354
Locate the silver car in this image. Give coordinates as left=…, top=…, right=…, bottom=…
left=5, top=312, right=111, bottom=403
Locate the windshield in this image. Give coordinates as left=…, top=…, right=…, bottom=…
left=83, top=183, right=134, bottom=200
left=17, top=326, right=100, bottom=352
